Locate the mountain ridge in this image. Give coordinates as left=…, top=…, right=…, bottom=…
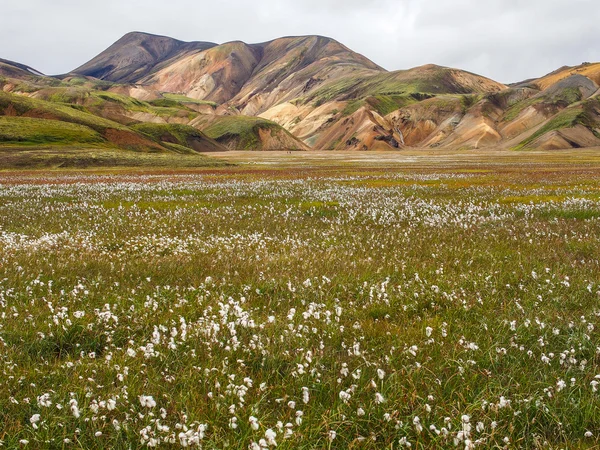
left=1, top=32, right=599, bottom=158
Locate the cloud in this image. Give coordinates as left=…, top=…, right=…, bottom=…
left=1, top=0, right=598, bottom=82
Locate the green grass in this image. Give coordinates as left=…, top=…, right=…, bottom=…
left=0, top=147, right=228, bottom=169
left=202, top=115, right=284, bottom=149
left=1, top=165, right=600, bottom=448
left=159, top=93, right=218, bottom=109
left=132, top=123, right=207, bottom=143
left=131, top=123, right=223, bottom=153
left=502, top=97, right=543, bottom=122
left=513, top=106, right=593, bottom=150
left=0, top=116, right=104, bottom=146
left=0, top=90, right=130, bottom=134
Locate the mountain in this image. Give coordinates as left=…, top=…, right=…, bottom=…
left=1, top=32, right=599, bottom=162
left=72, top=32, right=217, bottom=83
left=0, top=58, right=45, bottom=79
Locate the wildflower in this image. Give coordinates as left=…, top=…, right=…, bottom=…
left=413, top=416, right=423, bottom=433
left=302, top=387, right=310, bottom=404
left=249, top=416, right=259, bottom=431
left=328, top=430, right=337, bottom=441
left=37, top=393, right=52, bottom=408
left=265, top=429, right=277, bottom=446
left=339, top=390, right=351, bottom=403
left=70, top=399, right=80, bottom=418
left=399, top=437, right=412, bottom=447
left=375, top=393, right=385, bottom=404
left=139, top=395, right=157, bottom=408
left=30, top=414, right=40, bottom=429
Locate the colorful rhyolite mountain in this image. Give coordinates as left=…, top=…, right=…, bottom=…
left=1, top=31, right=599, bottom=153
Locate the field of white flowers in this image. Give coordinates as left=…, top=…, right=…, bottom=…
left=0, top=166, right=599, bottom=449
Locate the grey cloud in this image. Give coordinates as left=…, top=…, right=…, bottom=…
left=0, top=0, right=598, bottom=83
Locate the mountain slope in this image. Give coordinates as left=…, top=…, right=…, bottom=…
left=0, top=58, right=45, bottom=79
left=2, top=32, right=599, bottom=156
left=72, top=32, right=217, bottom=83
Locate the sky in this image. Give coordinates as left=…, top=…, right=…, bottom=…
left=1, top=0, right=598, bottom=83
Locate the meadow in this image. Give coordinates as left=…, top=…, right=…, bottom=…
left=1, top=152, right=600, bottom=449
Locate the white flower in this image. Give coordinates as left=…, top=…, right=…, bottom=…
left=265, top=429, right=277, bottom=446
left=339, top=390, right=351, bottom=403
left=498, top=396, right=510, bottom=409
left=249, top=416, right=259, bottom=431
left=302, top=387, right=310, bottom=404
left=426, top=327, right=433, bottom=337
left=557, top=379, right=566, bottom=392
left=399, top=437, right=412, bottom=447
left=375, top=393, right=385, bottom=404
left=69, top=399, right=80, bottom=418
left=37, top=393, right=52, bottom=408
left=139, top=395, right=157, bottom=408
left=377, top=369, right=386, bottom=380
left=30, top=414, right=40, bottom=429
left=328, top=430, right=337, bottom=441
left=413, top=416, right=423, bottom=433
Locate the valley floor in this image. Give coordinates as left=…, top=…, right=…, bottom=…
left=205, top=147, right=600, bottom=168
left=1, top=151, right=600, bottom=449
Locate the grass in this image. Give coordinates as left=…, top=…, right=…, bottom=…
left=132, top=123, right=207, bottom=143
left=0, top=117, right=104, bottom=146
left=158, top=94, right=218, bottom=109
left=0, top=147, right=228, bottom=169
left=0, top=161, right=600, bottom=448
left=131, top=123, right=224, bottom=153
left=0, top=90, right=130, bottom=134
left=513, top=106, right=593, bottom=150
left=202, top=116, right=285, bottom=149
left=502, top=97, right=544, bottom=122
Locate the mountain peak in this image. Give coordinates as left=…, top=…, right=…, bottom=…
left=72, top=32, right=217, bottom=83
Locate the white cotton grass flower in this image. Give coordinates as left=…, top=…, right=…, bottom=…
left=413, top=416, right=423, bottom=433
left=30, top=414, right=40, bottom=429
left=399, top=437, right=412, bottom=447
left=264, top=429, right=277, bottom=446
left=139, top=395, right=156, bottom=408
left=328, top=430, right=337, bottom=441
left=375, top=393, right=385, bottom=404
left=302, top=387, right=310, bottom=404
left=249, top=416, right=259, bottom=431
left=377, top=369, right=386, bottom=380
left=37, top=393, right=52, bottom=408
left=69, top=399, right=80, bottom=418
left=339, top=390, right=351, bottom=403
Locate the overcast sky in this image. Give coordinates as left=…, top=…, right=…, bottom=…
left=2, top=0, right=598, bottom=83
